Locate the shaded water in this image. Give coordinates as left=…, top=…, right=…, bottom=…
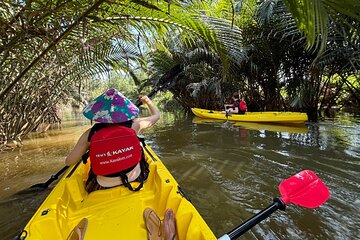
left=0, top=113, right=359, bottom=239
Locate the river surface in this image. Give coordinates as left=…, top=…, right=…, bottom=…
left=0, top=112, right=359, bottom=240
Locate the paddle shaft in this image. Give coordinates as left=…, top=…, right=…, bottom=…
left=218, top=198, right=286, bottom=240
left=45, top=165, right=69, bottom=184
left=30, top=165, right=69, bottom=188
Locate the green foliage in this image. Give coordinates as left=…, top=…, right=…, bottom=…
left=282, top=0, right=360, bottom=52
left=1, top=0, right=360, bottom=149
left=88, top=73, right=139, bottom=99
left=0, top=0, right=177, bottom=148
left=154, top=91, right=182, bottom=111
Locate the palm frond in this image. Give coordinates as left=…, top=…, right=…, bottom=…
left=282, top=0, right=360, bottom=52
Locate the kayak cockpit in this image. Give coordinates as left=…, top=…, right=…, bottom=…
left=21, top=146, right=216, bottom=240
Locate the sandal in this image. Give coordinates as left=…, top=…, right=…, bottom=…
left=143, top=208, right=162, bottom=240
left=66, top=218, right=88, bottom=240
left=163, top=209, right=176, bottom=240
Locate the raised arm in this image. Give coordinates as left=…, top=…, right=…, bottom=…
left=133, top=95, right=160, bottom=133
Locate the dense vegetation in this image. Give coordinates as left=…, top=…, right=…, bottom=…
left=0, top=0, right=359, bottom=149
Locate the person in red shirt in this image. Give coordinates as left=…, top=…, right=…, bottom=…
left=224, top=93, right=247, bottom=114
left=239, top=96, right=247, bottom=114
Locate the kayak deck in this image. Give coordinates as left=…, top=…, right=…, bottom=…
left=191, top=108, right=308, bottom=123
left=192, top=117, right=308, bottom=134
left=21, top=145, right=216, bottom=240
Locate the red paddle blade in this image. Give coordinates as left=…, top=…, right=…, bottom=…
left=279, top=170, right=330, bottom=208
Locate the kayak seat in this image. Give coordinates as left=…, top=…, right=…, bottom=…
left=67, top=218, right=88, bottom=240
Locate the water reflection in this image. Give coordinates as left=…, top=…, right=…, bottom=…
left=0, top=188, right=51, bottom=240
left=0, top=113, right=359, bottom=240
left=156, top=114, right=360, bottom=239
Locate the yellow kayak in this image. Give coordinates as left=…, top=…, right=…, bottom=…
left=19, top=144, right=216, bottom=240
left=192, top=117, right=308, bottom=134
left=191, top=108, right=308, bottom=124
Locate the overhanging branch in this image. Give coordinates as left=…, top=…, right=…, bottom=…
left=0, top=0, right=106, bottom=101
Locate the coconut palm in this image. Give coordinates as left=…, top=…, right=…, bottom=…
left=250, top=0, right=359, bottom=119
left=282, top=0, right=360, bottom=52
left=0, top=0, right=359, bottom=149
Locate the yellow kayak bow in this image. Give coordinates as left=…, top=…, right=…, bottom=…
left=19, top=144, right=216, bottom=240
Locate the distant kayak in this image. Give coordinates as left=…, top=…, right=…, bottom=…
left=19, top=144, right=216, bottom=240
left=192, top=117, right=308, bottom=134
left=191, top=108, right=308, bottom=124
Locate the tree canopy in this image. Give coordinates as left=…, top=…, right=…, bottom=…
left=0, top=0, right=359, bottom=149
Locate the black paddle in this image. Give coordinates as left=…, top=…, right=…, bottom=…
left=29, top=65, right=183, bottom=189
left=218, top=170, right=330, bottom=240
left=30, top=166, right=69, bottom=189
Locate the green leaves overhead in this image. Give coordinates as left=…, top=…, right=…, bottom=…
left=282, top=0, right=360, bottom=52
left=1, top=0, right=359, bottom=149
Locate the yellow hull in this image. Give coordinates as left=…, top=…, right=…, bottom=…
left=20, top=145, right=216, bottom=240
left=191, top=108, right=308, bottom=124
left=192, top=117, right=308, bottom=134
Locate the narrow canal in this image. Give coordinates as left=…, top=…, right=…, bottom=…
left=0, top=112, right=359, bottom=239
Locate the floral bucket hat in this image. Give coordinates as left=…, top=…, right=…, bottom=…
left=83, top=88, right=139, bottom=123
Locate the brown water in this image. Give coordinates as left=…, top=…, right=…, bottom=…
left=0, top=113, right=359, bottom=240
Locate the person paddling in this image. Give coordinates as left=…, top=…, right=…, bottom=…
left=238, top=96, right=247, bottom=114
left=224, top=93, right=247, bottom=114
left=65, top=88, right=160, bottom=192
left=65, top=88, right=177, bottom=240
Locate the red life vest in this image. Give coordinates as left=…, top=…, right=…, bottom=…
left=240, top=100, right=247, bottom=111
left=89, top=125, right=142, bottom=176
left=233, top=99, right=247, bottom=112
